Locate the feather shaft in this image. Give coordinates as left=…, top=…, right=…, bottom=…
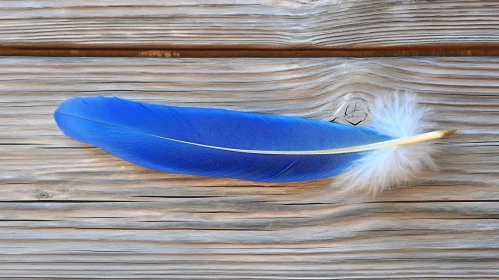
left=117, top=129, right=454, bottom=155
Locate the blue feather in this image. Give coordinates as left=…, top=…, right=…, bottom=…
left=54, top=96, right=393, bottom=182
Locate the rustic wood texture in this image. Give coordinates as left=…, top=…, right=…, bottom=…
left=0, top=0, right=498, bottom=50
left=1, top=56, right=498, bottom=279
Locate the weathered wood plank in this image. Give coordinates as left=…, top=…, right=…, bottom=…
left=0, top=0, right=498, bottom=49
left=0, top=56, right=498, bottom=279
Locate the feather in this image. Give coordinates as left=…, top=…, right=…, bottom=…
left=54, top=93, right=457, bottom=194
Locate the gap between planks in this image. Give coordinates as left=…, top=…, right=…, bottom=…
left=1, top=45, right=499, bottom=58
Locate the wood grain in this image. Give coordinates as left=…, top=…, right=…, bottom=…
left=1, top=56, right=498, bottom=279
left=0, top=0, right=498, bottom=50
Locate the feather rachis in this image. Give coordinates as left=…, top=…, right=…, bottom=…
left=333, top=91, right=446, bottom=196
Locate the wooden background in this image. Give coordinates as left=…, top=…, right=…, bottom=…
left=1, top=1, right=499, bottom=279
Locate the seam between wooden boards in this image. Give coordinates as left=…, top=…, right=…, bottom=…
left=1, top=44, right=499, bottom=58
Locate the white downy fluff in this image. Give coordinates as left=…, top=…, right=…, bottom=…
left=334, top=91, right=439, bottom=196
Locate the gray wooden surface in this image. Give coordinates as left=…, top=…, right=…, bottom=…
left=1, top=56, right=498, bottom=279
left=0, top=0, right=498, bottom=48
